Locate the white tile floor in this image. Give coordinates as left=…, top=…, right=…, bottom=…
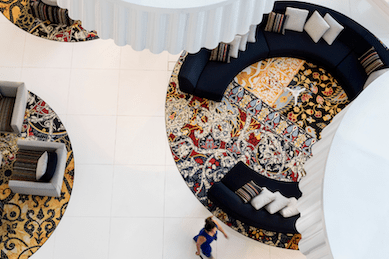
left=0, top=1, right=388, bottom=258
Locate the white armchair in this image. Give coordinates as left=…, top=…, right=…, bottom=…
left=0, top=81, right=28, bottom=134
left=9, top=139, right=67, bottom=197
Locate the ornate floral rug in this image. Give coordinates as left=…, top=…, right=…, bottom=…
left=0, top=0, right=98, bottom=42
left=165, top=53, right=349, bottom=249
left=0, top=91, right=74, bottom=259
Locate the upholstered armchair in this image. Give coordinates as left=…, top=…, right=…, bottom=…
left=8, top=139, right=67, bottom=197
left=0, top=81, right=28, bottom=134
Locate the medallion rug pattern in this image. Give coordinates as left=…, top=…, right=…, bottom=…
left=165, top=53, right=349, bottom=248
left=0, top=92, right=74, bottom=259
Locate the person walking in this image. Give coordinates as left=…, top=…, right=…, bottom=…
left=194, top=216, right=228, bottom=258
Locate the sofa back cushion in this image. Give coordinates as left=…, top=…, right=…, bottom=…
left=0, top=97, right=15, bottom=132
left=263, top=28, right=351, bottom=68
left=178, top=49, right=211, bottom=95
left=194, top=29, right=270, bottom=101
left=12, top=149, right=44, bottom=182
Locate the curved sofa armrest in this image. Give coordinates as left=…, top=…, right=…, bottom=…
left=0, top=81, right=28, bottom=134
left=11, top=84, right=28, bottom=134
left=50, top=143, right=67, bottom=197
left=0, top=81, right=24, bottom=96
left=178, top=49, right=211, bottom=94
left=8, top=181, right=59, bottom=197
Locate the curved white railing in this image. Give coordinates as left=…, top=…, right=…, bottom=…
left=368, top=0, right=389, bottom=21
left=296, top=106, right=350, bottom=259
left=297, top=70, right=389, bottom=258
left=57, top=0, right=275, bottom=54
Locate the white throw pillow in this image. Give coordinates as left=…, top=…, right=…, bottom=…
left=284, top=7, right=309, bottom=32
left=363, top=68, right=389, bottom=89
left=42, top=0, right=58, bottom=6
left=248, top=25, right=257, bottom=43
left=239, top=33, right=249, bottom=51
left=228, top=35, right=242, bottom=58
left=304, top=11, right=330, bottom=43
left=322, top=13, right=344, bottom=45
left=36, top=151, right=48, bottom=180
left=280, top=197, right=300, bottom=217
left=250, top=187, right=276, bottom=210
left=265, top=191, right=290, bottom=214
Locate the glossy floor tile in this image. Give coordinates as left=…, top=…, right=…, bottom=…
left=66, top=115, right=117, bottom=165
left=114, top=116, right=167, bottom=165
left=68, top=69, right=120, bottom=115
left=53, top=217, right=110, bottom=259
left=109, top=217, right=164, bottom=259
left=164, top=166, right=211, bottom=218
left=0, top=67, right=22, bottom=81
left=0, top=22, right=26, bottom=67
left=23, top=33, right=74, bottom=68
left=31, top=232, right=56, bottom=259
left=65, top=164, right=114, bottom=217
left=21, top=67, right=71, bottom=115
left=71, top=39, right=121, bottom=69
left=111, top=165, right=166, bottom=217
left=117, top=70, right=168, bottom=117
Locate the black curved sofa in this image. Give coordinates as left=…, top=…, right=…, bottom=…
left=178, top=0, right=389, bottom=102
left=208, top=162, right=301, bottom=233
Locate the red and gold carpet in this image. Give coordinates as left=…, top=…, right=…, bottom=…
left=0, top=92, right=74, bottom=259
left=165, top=53, right=349, bottom=249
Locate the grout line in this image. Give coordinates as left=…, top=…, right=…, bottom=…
left=20, top=30, right=27, bottom=70
left=111, top=68, right=121, bottom=169
left=108, top=62, right=122, bottom=259
left=65, top=44, right=74, bottom=117
left=162, top=165, right=168, bottom=259
left=106, top=165, right=116, bottom=259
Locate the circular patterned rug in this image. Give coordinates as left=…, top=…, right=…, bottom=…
left=165, top=53, right=349, bottom=249
left=0, top=0, right=98, bottom=42
left=0, top=91, right=74, bottom=259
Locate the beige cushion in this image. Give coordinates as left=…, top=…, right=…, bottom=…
left=228, top=35, right=242, bottom=58
left=36, top=151, right=48, bottom=181
left=247, top=25, right=257, bottom=42
left=250, top=187, right=276, bottom=210
left=304, top=11, right=330, bottom=43
left=41, top=0, right=58, bottom=6
left=322, top=13, right=344, bottom=45
left=265, top=191, right=290, bottom=214
left=284, top=7, right=309, bottom=32
left=280, top=197, right=300, bottom=217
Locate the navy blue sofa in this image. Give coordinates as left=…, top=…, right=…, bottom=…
left=208, top=162, right=301, bottom=233
left=178, top=1, right=389, bottom=102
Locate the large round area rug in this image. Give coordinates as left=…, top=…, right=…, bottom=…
left=0, top=91, right=74, bottom=259
left=165, top=53, right=350, bottom=249
left=0, top=0, right=98, bottom=42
